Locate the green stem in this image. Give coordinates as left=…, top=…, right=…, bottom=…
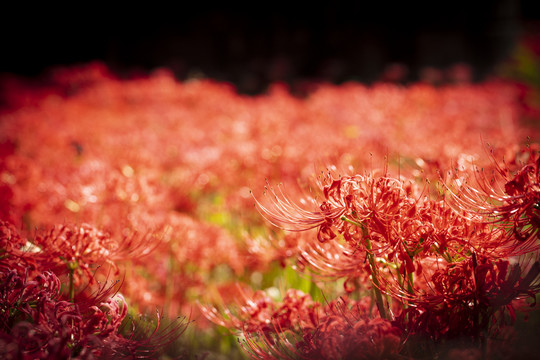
left=341, top=216, right=388, bottom=320
left=69, top=268, right=75, bottom=301
left=407, top=272, right=414, bottom=295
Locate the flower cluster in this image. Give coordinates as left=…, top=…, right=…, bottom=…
left=0, top=44, right=538, bottom=358
left=238, top=148, right=540, bottom=358
left=449, top=144, right=540, bottom=245
left=0, top=221, right=188, bottom=359
left=202, top=289, right=401, bottom=360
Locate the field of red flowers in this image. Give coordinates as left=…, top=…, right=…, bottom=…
left=1, top=34, right=539, bottom=359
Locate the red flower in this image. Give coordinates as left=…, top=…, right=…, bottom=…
left=0, top=261, right=189, bottom=359
left=399, top=253, right=539, bottom=341
left=448, top=145, right=540, bottom=249
left=233, top=295, right=402, bottom=360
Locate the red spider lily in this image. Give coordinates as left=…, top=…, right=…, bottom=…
left=397, top=253, right=539, bottom=343
left=0, top=269, right=113, bottom=359
left=0, top=221, right=37, bottom=275
left=296, top=235, right=372, bottom=284
left=295, top=296, right=401, bottom=360
left=257, top=166, right=529, bottom=275
left=202, top=286, right=401, bottom=359
left=200, top=287, right=320, bottom=335
left=253, top=164, right=540, bottom=358
left=0, top=248, right=190, bottom=359
left=255, top=172, right=424, bottom=319
left=108, top=309, right=192, bottom=360
left=0, top=220, right=129, bottom=300
left=28, top=223, right=156, bottom=289
left=31, top=224, right=119, bottom=281
left=232, top=295, right=402, bottom=360
left=447, top=145, right=540, bottom=248
left=255, top=172, right=422, bottom=247
left=294, top=316, right=401, bottom=360
left=256, top=173, right=460, bottom=291
left=0, top=61, right=536, bottom=358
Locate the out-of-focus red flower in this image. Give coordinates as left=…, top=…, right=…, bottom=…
left=28, top=223, right=155, bottom=287
left=201, top=287, right=320, bottom=334
left=207, top=292, right=402, bottom=360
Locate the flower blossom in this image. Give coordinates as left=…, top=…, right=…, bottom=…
left=203, top=289, right=402, bottom=360
left=0, top=256, right=188, bottom=359
left=447, top=145, right=540, bottom=253
left=397, top=253, right=539, bottom=342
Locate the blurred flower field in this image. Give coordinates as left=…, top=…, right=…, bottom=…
left=1, top=34, right=540, bottom=359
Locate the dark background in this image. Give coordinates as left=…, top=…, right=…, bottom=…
left=1, top=1, right=539, bottom=94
